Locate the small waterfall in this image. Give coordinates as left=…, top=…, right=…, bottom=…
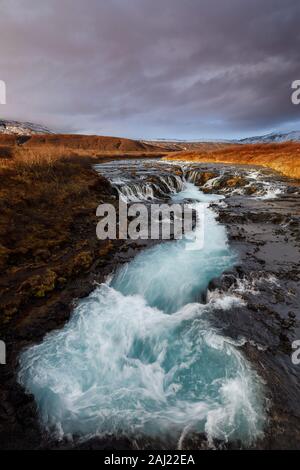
left=203, top=175, right=223, bottom=189
left=185, top=169, right=201, bottom=184
left=95, top=159, right=286, bottom=201
left=94, top=159, right=185, bottom=203
left=117, top=183, right=156, bottom=202
left=116, top=174, right=184, bottom=202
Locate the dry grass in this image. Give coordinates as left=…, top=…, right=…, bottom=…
left=0, top=133, right=168, bottom=169
left=0, top=150, right=116, bottom=327
left=0, top=146, right=167, bottom=175
left=164, top=142, right=300, bottom=179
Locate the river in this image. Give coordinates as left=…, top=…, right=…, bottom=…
left=18, top=160, right=266, bottom=448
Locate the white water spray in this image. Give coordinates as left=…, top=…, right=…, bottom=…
left=18, top=165, right=265, bottom=447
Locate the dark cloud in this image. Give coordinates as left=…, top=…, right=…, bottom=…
left=0, top=0, right=300, bottom=139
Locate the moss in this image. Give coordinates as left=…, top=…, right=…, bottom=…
left=20, top=269, right=57, bottom=298
left=71, top=251, right=93, bottom=274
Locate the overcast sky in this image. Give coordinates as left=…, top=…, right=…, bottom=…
left=0, top=0, right=300, bottom=139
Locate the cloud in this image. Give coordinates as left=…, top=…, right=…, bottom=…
left=0, top=0, right=299, bottom=139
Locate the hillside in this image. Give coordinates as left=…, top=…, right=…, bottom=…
left=142, top=140, right=229, bottom=151
left=0, top=133, right=164, bottom=151
left=0, top=133, right=168, bottom=164
left=239, top=130, right=300, bottom=144
left=145, top=131, right=300, bottom=147
left=164, top=142, right=300, bottom=179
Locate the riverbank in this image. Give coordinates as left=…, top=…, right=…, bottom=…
left=214, top=190, right=300, bottom=449
left=163, top=142, right=300, bottom=179
left=0, top=154, right=158, bottom=449
left=183, top=164, right=300, bottom=448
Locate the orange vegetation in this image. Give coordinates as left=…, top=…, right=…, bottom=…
left=164, top=142, right=300, bottom=179
left=0, top=133, right=168, bottom=168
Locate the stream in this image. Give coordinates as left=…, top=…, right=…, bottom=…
left=18, top=160, right=266, bottom=448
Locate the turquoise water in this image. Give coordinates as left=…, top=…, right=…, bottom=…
left=113, top=184, right=232, bottom=313
left=18, top=182, right=265, bottom=446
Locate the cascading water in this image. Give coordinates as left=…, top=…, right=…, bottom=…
left=185, top=166, right=285, bottom=199
left=18, top=160, right=265, bottom=447
left=112, top=184, right=233, bottom=314
left=115, top=175, right=183, bottom=202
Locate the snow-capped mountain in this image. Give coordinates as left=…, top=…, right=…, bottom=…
left=145, top=131, right=300, bottom=147
left=238, top=131, right=300, bottom=144
left=0, top=120, right=52, bottom=135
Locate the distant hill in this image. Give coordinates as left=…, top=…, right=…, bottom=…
left=0, top=120, right=53, bottom=135
left=142, top=140, right=229, bottom=151
left=2, top=119, right=300, bottom=148
left=0, top=133, right=166, bottom=154
left=143, top=131, right=300, bottom=151
left=0, top=120, right=169, bottom=153
left=238, top=131, right=300, bottom=144
left=146, top=131, right=300, bottom=146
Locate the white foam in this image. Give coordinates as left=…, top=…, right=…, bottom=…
left=18, top=285, right=265, bottom=445
left=18, top=181, right=266, bottom=447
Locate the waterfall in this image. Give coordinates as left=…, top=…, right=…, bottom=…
left=18, top=161, right=266, bottom=448
left=116, top=175, right=184, bottom=202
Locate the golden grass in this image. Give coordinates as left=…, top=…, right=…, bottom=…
left=0, top=146, right=164, bottom=167
left=0, top=133, right=168, bottom=170
left=0, top=152, right=114, bottom=327
left=163, top=142, right=300, bottom=179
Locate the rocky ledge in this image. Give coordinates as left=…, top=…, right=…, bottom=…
left=203, top=172, right=300, bottom=449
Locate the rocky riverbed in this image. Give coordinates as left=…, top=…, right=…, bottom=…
left=175, top=162, right=300, bottom=449
left=0, top=158, right=299, bottom=450
left=212, top=184, right=300, bottom=449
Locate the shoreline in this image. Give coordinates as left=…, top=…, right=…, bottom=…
left=210, top=186, right=300, bottom=449
left=163, top=142, right=300, bottom=180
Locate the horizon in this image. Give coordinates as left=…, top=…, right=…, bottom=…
left=1, top=117, right=300, bottom=142
left=1, top=0, right=300, bottom=139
